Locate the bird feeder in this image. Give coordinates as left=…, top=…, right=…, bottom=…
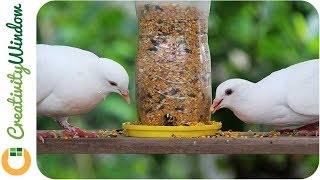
left=123, top=1, right=221, bottom=137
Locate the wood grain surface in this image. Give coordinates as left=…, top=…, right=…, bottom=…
left=37, top=131, right=319, bottom=154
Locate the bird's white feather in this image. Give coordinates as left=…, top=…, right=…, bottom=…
left=286, top=60, right=319, bottom=116
left=213, top=59, right=319, bottom=127
left=37, top=44, right=129, bottom=117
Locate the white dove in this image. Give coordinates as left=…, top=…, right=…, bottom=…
left=211, top=59, right=319, bottom=136
left=37, top=44, right=130, bottom=141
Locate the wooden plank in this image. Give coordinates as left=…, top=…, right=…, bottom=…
left=37, top=131, right=319, bottom=154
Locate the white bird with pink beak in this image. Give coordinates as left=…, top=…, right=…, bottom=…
left=211, top=59, right=319, bottom=136
left=37, top=44, right=130, bottom=142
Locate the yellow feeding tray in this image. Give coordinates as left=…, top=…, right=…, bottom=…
left=122, top=122, right=222, bottom=138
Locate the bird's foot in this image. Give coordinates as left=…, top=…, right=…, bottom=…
left=37, top=131, right=57, bottom=143
left=294, top=129, right=319, bottom=136
left=294, top=123, right=319, bottom=136
left=55, top=117, right=98, bottom=138
left=279, top=122, right=319, bottom=136
left=61, top=128, right=98, bottom=138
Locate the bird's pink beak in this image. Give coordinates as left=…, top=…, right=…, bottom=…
left=119, top=89, right=130, bottom=104
left=210, top=99, right=223, bottom=114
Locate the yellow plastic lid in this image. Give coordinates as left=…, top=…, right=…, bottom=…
left=122, top=122, right=222, bottom=138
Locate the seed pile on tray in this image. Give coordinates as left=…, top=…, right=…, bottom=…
left=136, top=3, right=211, bottom=126
left=128, top=120, right=220, bottom=126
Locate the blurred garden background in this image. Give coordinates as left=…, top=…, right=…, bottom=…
left=37, top=1, right=319, bottom=179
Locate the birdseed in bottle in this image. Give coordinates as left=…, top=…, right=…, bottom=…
left=135, top=1, right=212, bottom=126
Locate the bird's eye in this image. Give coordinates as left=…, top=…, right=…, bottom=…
left=109, top=81, right=117, bottom=86
left=225, top=88, right=233, bottom=96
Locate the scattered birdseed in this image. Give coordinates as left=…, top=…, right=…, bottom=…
left=136, top=3, right=211, bottom=126
left=49, top=128, right=298, bottom=140
left=253, top=134, right=260, bottom=138
left=98, top=129, right=123, bottom=138
left=213, top=131, right=245, bottom=138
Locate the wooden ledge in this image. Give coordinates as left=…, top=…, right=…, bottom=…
left=37, top=131, right=319, bottom=154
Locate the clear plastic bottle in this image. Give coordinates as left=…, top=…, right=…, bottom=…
left=135, top=1, right=212, bottom=126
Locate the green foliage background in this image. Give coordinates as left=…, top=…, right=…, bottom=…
left=37, top=1, right=319, bottom=179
